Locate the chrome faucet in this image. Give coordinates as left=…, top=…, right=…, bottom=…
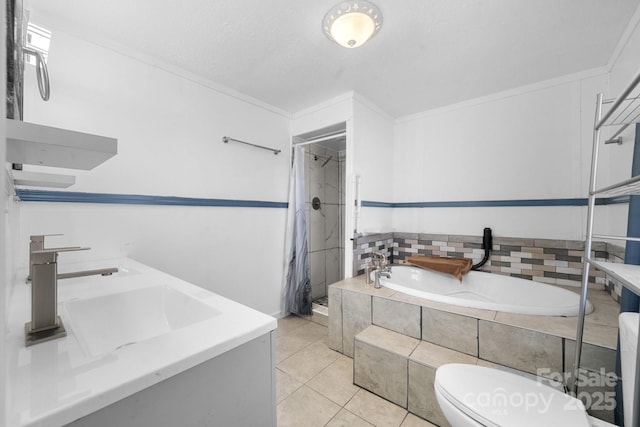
left=365, top=261, right=379, bottom=284
left=372, top=251, right=387, bottom=267
left=25, top=235, right=118, bottom=347
left=28, top=234, right=81, bottom=282
left=374, top=269, right=391, bottom=289
left=367, top=251, right=389, bottom=285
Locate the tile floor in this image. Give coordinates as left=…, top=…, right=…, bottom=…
left=276, top=315, right=436, bottom=427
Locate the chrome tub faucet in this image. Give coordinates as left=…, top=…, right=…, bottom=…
left=374, top=269, right=391, bottom=289
left=367, top=251, right=389, bottom=285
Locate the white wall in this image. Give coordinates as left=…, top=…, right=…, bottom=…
left=18, top=23, right=291, bottom=316
left=386, top=12, right=640, bottom=242
left=353, top=95, right=394, bottom=233
left=390, top=71, right=609, bottom=240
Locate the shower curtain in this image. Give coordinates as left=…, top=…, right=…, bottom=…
left=283, top=146, right=312, bottom=315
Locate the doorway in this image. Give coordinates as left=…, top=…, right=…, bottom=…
left=293, top=122, right=347, bottom=307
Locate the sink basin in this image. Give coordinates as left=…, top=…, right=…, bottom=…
left=65, top=285, right=221, bottom=356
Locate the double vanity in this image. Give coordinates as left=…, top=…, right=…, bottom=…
left=5, top=258, right=277, bottom=427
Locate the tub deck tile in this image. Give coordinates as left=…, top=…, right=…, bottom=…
left=354, top=326, right=419, bottom=408
left=422, top=308, right=478, bottom=356
left=408, top=342, right=477, bottom=426
left=373, top=297, right=421, bottom=339
left=478, top=321, right=563, bottom=374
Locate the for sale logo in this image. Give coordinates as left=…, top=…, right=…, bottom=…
left=537, top=368, right=617, bottom=411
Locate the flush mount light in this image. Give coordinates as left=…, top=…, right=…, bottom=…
left=323, top=1, right=383, bottom=48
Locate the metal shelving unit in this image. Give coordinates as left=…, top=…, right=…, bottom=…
left=573, top=69, right=640, bottom=427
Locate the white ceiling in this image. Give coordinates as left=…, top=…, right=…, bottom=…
left=29, top=0, right=640, bottom=118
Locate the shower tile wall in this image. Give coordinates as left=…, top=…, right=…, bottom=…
left=306, top=146, right=345, bottom=301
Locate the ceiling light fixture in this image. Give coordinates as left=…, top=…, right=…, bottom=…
left=323, top=1, right=383, bottom=49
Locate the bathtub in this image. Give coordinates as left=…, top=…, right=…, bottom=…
left=372, top=265, right=593, bottom=316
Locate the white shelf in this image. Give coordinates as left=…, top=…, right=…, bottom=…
left=11, top=170, right=75, bottom=188
left=599, top=95, right=640, bottom=129
left=574, top=69, right=640, bottom=424
left=6, top=119, right=117, bottom=170
left=593, top=175, right=640, bottom=197
left=589, top=259, right=640, bottom=296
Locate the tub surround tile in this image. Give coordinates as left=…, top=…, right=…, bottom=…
left=410, top=341, right=478, bottom=368
left=449, top=234, right=481, bottom=244
left=407, top=342, right=476, bottom=426
left=564, top=341, right=617, bottom=376
left=342, top=289, right=373, bottom=357
left=479, top=321, right=563, bottom=375
left=345, top=389, right=409, bottom=427
left=422, top=308, right=478, bottom=356
left=475, top=359, right=498, bottom=368
left=607, top=244, right=625, bottom=258
left=332, top=276, right=396, bottom=298
left=492, top=311, right=578, bottom=341
left=330, top=250, right=619, bottom=422
left=355, top=232, right=620, bottom=300
left=581, top=289, right=621, bottom=328
left=328, top=286, right=343, bottom=352
left=396, top=232, right=421, bottom=240
left=573, top=369, right=617, bottom=424
left=579, top=322, right=619, bottom=350
left=389, top=291, right=497, bottom=321
left=407, top=363, right=450, bottom=427
left=356, top=325, right=420, bottom=357
left=354, top=326, right=420, bottom=408
left=373, top=296, right=421, bottom=339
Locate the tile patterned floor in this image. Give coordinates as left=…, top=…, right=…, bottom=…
left=276, top=315, right=436, bottom=427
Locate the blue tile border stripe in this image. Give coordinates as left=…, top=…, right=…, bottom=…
left=15, top=189, right=288, bottom=208
left=15, top=190, right=628, bottom=209
left=362, top=197, right=628, bottom=208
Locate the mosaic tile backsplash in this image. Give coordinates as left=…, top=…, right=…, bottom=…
left=353, top=232, right=626, bottom=302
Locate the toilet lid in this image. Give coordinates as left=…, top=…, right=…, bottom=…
left=435, top=364, right=591, bottom=427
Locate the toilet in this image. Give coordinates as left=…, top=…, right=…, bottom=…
left=435, top=313, right=639, bottom=427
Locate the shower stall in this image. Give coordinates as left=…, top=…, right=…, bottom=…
left=294, top=123, right=347, bottom=307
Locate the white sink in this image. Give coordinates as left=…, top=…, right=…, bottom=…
left=65, top=285, right=221, bottom=356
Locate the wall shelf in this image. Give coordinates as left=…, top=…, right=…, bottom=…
left=6, top=119, right=117, bottom=170
left=573, top=68, right=640, bottom=427
left=593, top=174, right=640, bottom=197
left=10, top=170, right=75, bottom=188
left=588, top=259, right=640, bottom=296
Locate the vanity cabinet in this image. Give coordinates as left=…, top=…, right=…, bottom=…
left=67, top=332, right=276, bottom=427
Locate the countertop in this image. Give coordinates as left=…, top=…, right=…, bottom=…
left=5, top=258, right=277, bottom=427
